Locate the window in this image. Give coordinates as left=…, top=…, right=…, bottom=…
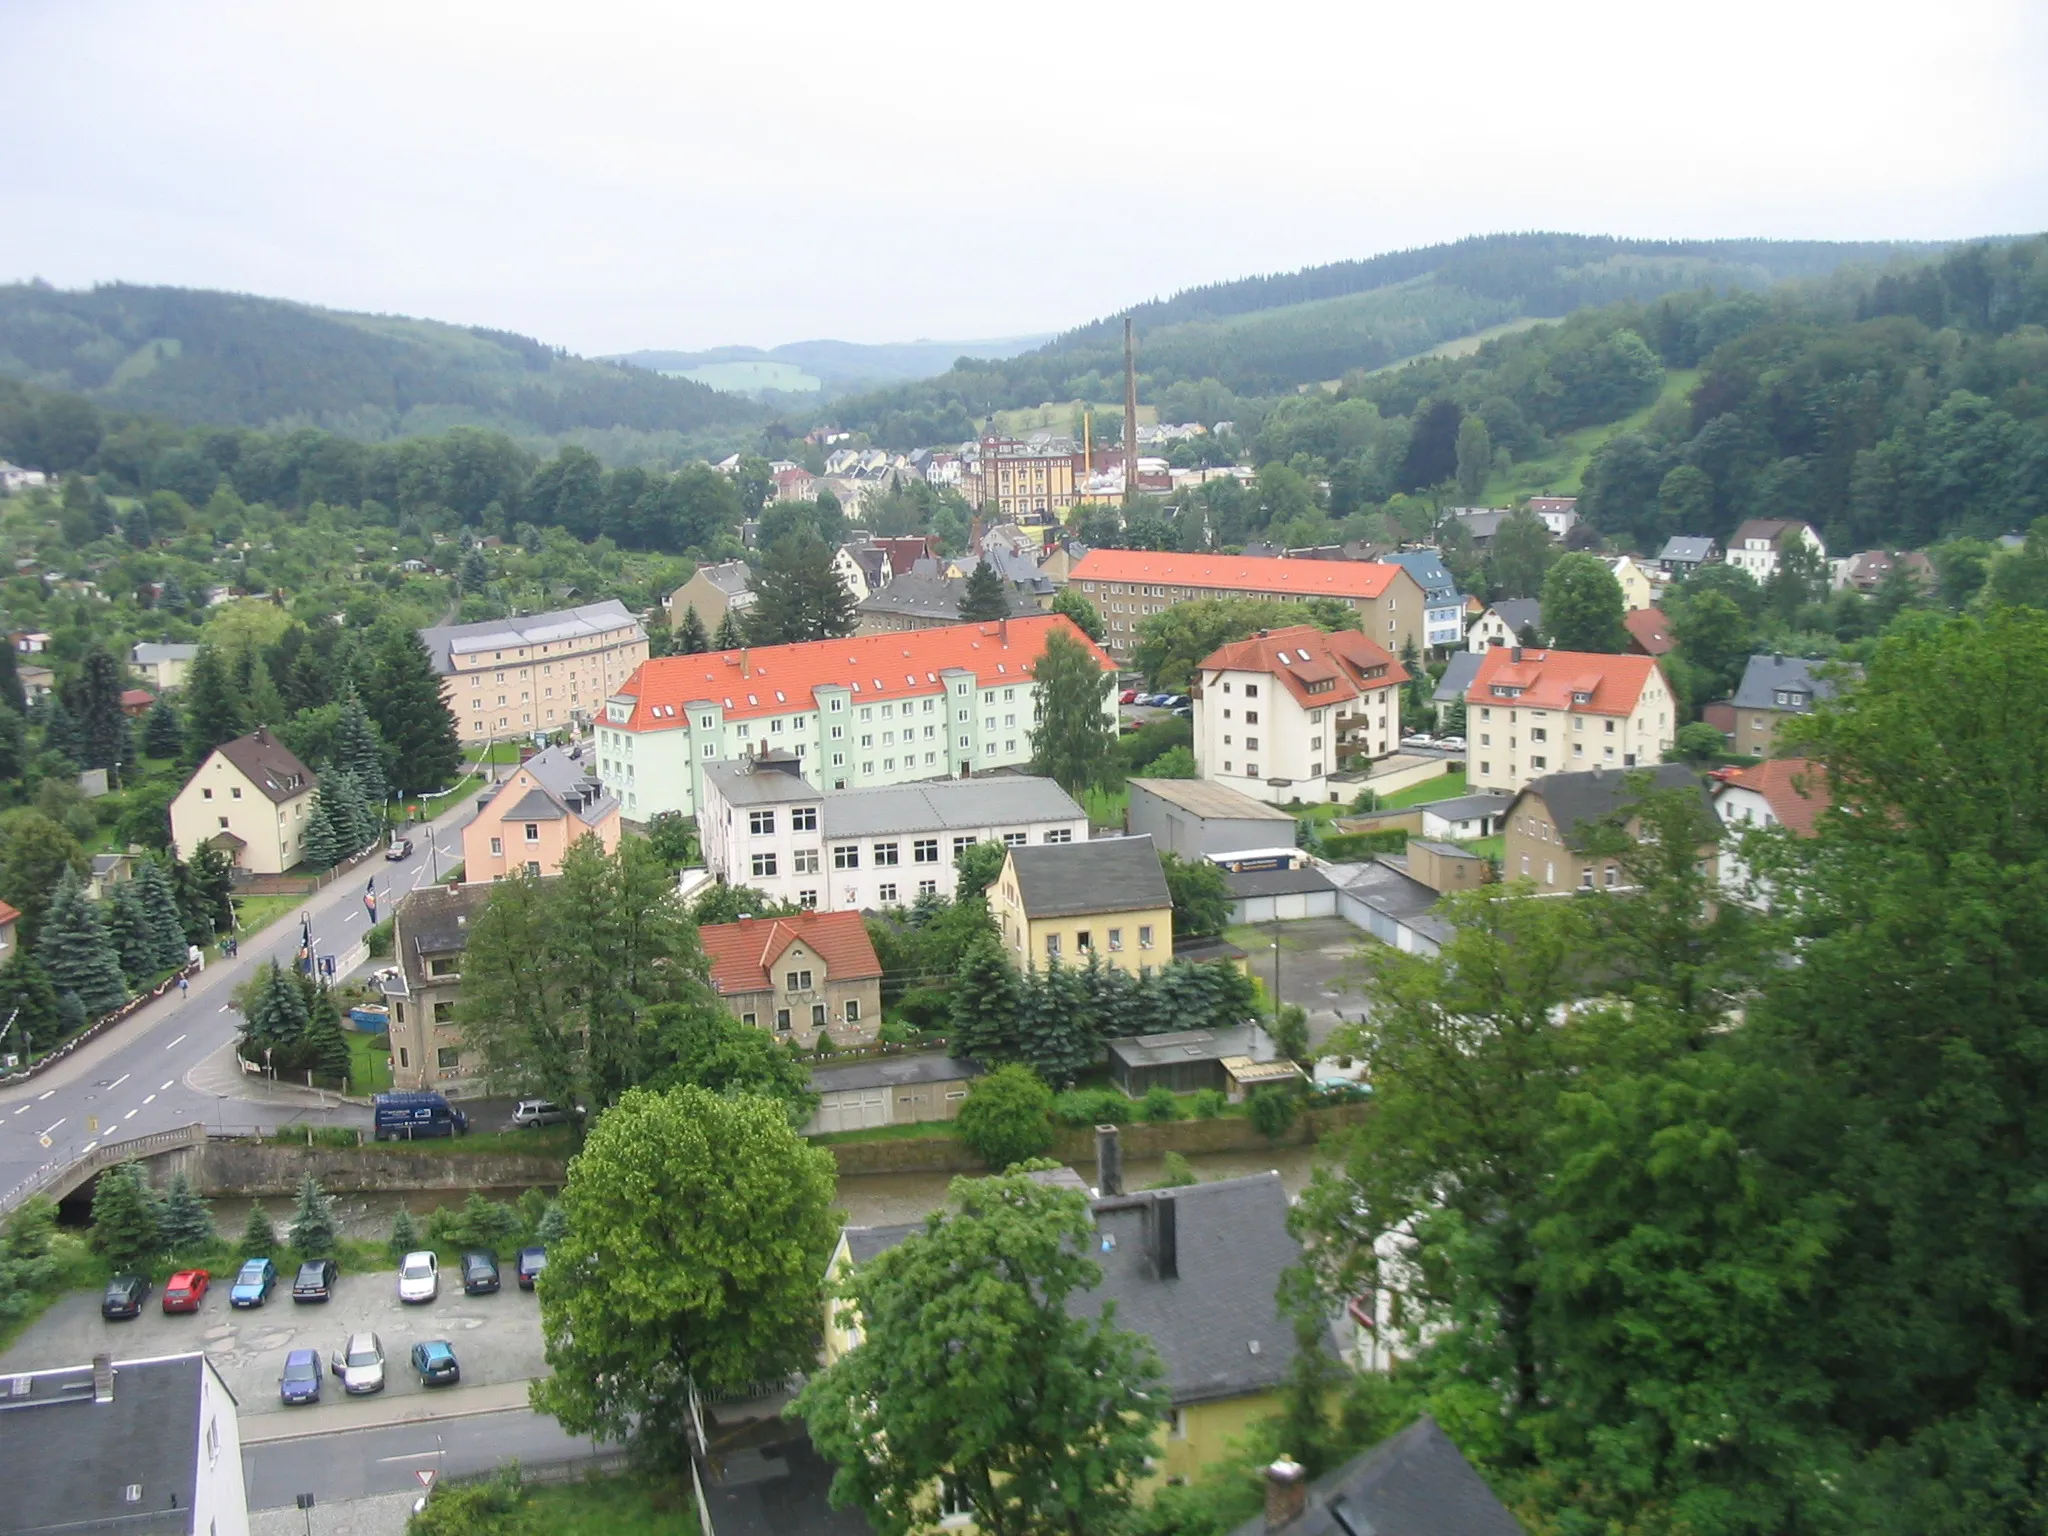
left=1045, top=933, right=1061, bottom=961
left=792, top=806, right=817, bottom=832
left=231, top=786, right=242, bottom=799
left=1245, top=710, right=1259, bottom=725
left=874, top=841, right=900, bottom=866
left=834, top=846, right=860, bottom=869
left=913, top=838, right=939, bottom=863
left=527, top=861, right=542, bottom=876
left=1245, top=736, right=1259, bottom=751
left=1075, top=930, right=1093, bottom=952
left=878, top=881, right=898, bottom=902
left=433, top=1002, right=453, bottom=1023
left=1247, top=763, right=1259, bottom=777
left=793, top=848, right=819, bottom=874
left=775, top=1009, right=791, bottom=1031
left=1605, top=863, right=1621, bottom=888
left=749, top=810, right=776, bottom=835
left=845, top=998, right=861, bottom=1024
left=437, top=1046, right=461, bottom=1069
left=202, top=787, right=213, bottom=800
left=1043, top=827, right=1072, bottom=843
left=489, top=836, right=503, bottom=855
left=918, top=878, right=938, bottom=897
left=751, top=852, right=778, bottom=878
left=1580, top=867, right=1595, bottom=890
left=1002, top=831, right=1027, bottom=847
left=1108, top=927, right=1123, bottom=950
left=1138, top=924, right=1155, bottom=949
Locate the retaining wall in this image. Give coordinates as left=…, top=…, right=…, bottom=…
left=152, top=1139, right=568, bottom=1197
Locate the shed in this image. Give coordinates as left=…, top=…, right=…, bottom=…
left=1127, top=778, right=1296, bottom=860
left=1106, top=1022, right=1281, bottom=1097
left=802, top=1053, right=984, bottom=1136
left=1222, top=863, right=1338, bottom=924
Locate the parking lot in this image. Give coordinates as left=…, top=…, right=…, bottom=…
left=0, top=1262, right=546, bottom=1415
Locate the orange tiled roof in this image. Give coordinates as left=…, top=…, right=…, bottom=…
left=1196, top=624, right=1409, bottom=710
left=1070, top=548, right=1404, bottom=601
left=608, top=615, right=1107, bottom=731
left=697, top=911, right=882, bottom=995
left=0, top=898, right=19, bottom=926
left=1467, top=646, right=1664, bottom=717
left=1723, top=757, right=1831, bottom=837
left=1622, top=607, right=1676, bottom=656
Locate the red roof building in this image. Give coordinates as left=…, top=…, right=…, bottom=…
left=1622, top=607, right=1676, bottom=657
left=696, top=911, right=883, bottom=1050
left=1465, top=646, right=1677, bottom=795
left=119, top=688, right=157, bottom=718
left=1715, top=757, right=1831, bottom=838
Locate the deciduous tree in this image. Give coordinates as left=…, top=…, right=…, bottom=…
left=1540, top=552, right=1630, bottom=653
left=954, top=1064, right=1054, bottom=1170
left=1027, top=629, right=1115, bottom=794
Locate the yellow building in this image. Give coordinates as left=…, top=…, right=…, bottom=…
left=1608, top=555, right=1660, bottom=612
left=168, top=728, right=318, bottom=875
left=420, top=599, right=648, bottom=743
left=821, top=1164, right=1319, bottom=1500
left=987, top=835, right=1173, bottom=974
left=976, top=434, right=1078, bottom=520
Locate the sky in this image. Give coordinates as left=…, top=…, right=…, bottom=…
left=4, top=0, right=2045, bottom=357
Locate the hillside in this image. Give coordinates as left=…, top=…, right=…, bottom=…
left=611, top=334, right=1052, bottom=395
left=829, top=233, right=1951, bottom=446
left=0, top=283, right=762, bottom=461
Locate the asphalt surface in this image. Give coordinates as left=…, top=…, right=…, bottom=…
left=244, top=1405, right=602, bottom=1509
left=0, top=797, right=475, bottom=1203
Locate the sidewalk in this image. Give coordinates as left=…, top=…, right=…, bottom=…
left=253, top=1490, right=418, bottom=1536
left=185, top=1039, right=370, bottom=1109
left=241, top=1379, right=537, bottom=1444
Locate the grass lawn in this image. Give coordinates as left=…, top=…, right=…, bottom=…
left=808, top=1120, right=957, bottom=1148
left=1285, top=801, right=1346, bottom=821
left=344, top=1030, right=392, bottom=1095
left=367, top=1125, right=577, bottom=1157
left=493, top=1471, right=695, bottom=1535
left=1465, top=834, right=1506, bottom=860
left=1082, top=783, right=1129, bottom=827
left=1375, top=769, right=1469, bottom=810
left=230, top=892, right=303, bottom=938
left=1482, top=368, right=1700, bottom=502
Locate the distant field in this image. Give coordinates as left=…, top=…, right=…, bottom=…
left=991, top=399, right=1159, bottom=436
left=670, top=360, right=821, bottom=394
left=1315, top=316, right=1552, bottom=393
left=1482, top=368, right=1701, bottom=501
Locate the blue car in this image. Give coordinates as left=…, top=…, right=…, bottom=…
left=411, top=1340, right=460, bottom=1387
left=279, top=1348, right=322, bottom=1405
left=230, top=1257, right=277, bottom=1308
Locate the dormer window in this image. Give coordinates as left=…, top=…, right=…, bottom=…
left=1572, top=691, right=1593, bottom=705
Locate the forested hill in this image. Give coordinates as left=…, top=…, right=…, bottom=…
left=0, top=283, right=763, bottom=462
left=829, top=233, right=1949, bottom=446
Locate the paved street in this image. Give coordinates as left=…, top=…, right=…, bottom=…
left=0, top=797, right=475, bottom=1203
left=1234, top=915, right=1376, bottom=1049
left=244, top=1405, right=604, bottom=1510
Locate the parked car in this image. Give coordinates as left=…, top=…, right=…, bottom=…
left=161, top=1269, right=209, bottom=1314
left=1437, top=735, right=1466, bottom=750
left=373, top=1091, right=469, bottom=1141
left=397, top=1250, right=439, bottom=1303
left=411, top=1340, right=461, bottom=1387
left=511, top=1099, right=566, bottom=1128
left=292, top=1258, right=339, bottom=1303
left=1172, top=706, right=1193, bottom=719
left=1117, top=688, right=1138, bottom=705
left=101, top=1275, right=150, bottom=1320
left=1164, top=694, right=1189, bottom=708
left=516, top=1246, right=547, bottom=1291
left=385, top=838, right=413, bottom=861
left=230, top=1258, right=277, bottom=1308
left=279, top=1349, right=323, bottom=1406
left=461, top=1251, right=501, bottom=1295
left=1400, top=733, right=1435, bottom=748
left=331, top=1332, right=386, bottom=1395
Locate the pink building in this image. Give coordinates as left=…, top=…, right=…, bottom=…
left=462, top=743, right=620, bottom=882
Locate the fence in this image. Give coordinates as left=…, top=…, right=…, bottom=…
left=0, top=1121, right=207, bottom=1217
left=231, top=835, right=387, bottom=895
left=0, top=958, right=204, bottom=1092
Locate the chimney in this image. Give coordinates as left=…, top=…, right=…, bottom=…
left=740, top=648, right=751, bottom=677
left=1264, top=1457, right=1307, bottom=1529
left=92, top=1353, right=113, bottom=1404
left=999, top=617, right=1009, bottom=646
left=1510, top=645, right=1523, bottom=663
left=1095, top=1125, right=1123, bottom=1196
left=1151, top=1193, right=1178, bottom=1279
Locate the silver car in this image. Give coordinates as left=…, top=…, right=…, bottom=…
left=397, top=1250, right=439, bottom=1304
left=331, top=1331, right=386, bottom=1394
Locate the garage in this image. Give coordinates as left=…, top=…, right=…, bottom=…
left=803, top=1053, right=986, bottom=1137
left=811, top=1088, right=889, bottom=1134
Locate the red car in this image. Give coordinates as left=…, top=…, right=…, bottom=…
left=1118, top=688, right=1139, bottom=705
left=162, top=1269, right=210, bottom=1313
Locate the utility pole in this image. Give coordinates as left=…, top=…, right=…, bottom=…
left=1122, top=317, right=1139, bottom=512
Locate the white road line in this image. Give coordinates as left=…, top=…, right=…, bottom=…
left=124, top=1109, right=139, bottom=1120
left=159, top=1080, right=173, bottom=1091
left=81, top=1140, right=97, bottom=1154
left=142, top=1094, right=157, bottom=1105
left=108, top=1074, right=129, bottom=1089
left=38, top=1119, right=63, bottom=1137
left=219, top=1004, right=232, bottom=1013
left=12, top=1105, right=29, bottom=1115
left=165, top=1034, right=187, bottom=1050
left=345, top=910, right=361, bottom=922
left=36, top=1090, right=54, bottom=1101
left=375, top=1452, right=443, bottom=1464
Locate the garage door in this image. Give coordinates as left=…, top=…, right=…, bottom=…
left=814, top=1089, right=890, bottom=1134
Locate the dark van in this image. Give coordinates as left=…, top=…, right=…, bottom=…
left=372, top=1091, right=469, bottom=1141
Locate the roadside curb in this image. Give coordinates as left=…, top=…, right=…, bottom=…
left=240, top=1381, right=539, bottom=1444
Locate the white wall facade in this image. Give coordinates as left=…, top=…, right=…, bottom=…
left=1194, top=665, right=1399, bottom=807
left=1727, top=523, right=1825, bottom=583
left=1467, top=673, right=1676, bottom=797
left=191, top=1355, right=250, bottom=1536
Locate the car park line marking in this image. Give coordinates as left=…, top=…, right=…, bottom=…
left=38, top=1119, right=63, bottom=1137
left=165, top=1034, right=187, bottom=1049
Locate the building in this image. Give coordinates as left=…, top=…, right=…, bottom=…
left=0, top=897, right=17, bottom=969
left=1380, top=551, right=1466, bottom=648
left=989, top=834, right=1173, bottom=974
left=1192, top=624, right=1409, bottom=806
left=1419, top=792, right=1512, bottom=840
left=700, top=761, right=1085, bottom=911
left=1221, top=862, right=1341, bottom=924
left=1068, top=549, right=1426, bottom=662
left=3, top=1352, right=249, bottom=1536
left=0, top=461, right=50, bottom=495
left=168, top=728, right=318, bottom=875
left=385, top=882, right=491, bottom=1089
left=1502, top=763, right=1711, bottom=894
left=1467, top=598, right=1542, bottom=652
left=1465, top=647, right=1675, bottom=796
left=1430, top=651, right=1482, bottom=727
left=1713, top=757, right=1830, bottom=905
left=665, top=560, right=756, bottom=635
left=420, top=599, right=648, bottom=742
left=119, top=687, right=156, bottom=718
left=1326, top=855, right=1457, bottom=957
left=697, top=910, right=882, bottom=1049
left=771, top=466, right=818, bottom=503
left=1703, top=654, right=1851, bottom=758
left=1444, top=507, right=1510, bottom=546
left=593, top=615, right=1113, bottom=821
left=1526, top=496, right=1579, bottom=539
left=129, top=641, right=200, bottom=691
left=1657, top=535, right=1720, bottom=576
left=461, top=743, right=620, bottom=883
left=1228, top=1415, right=1525, bottom=1536
left=1106, top=1023, right=1295, bottom=1099
left=1726, top=519, right=1825, bottom=583
left=1127, top=777, right=1298, bottom=860
left=1621, top=606, right=1676, bottom=657
left=1608, top=554, right=1659, bottom=611
left=852, top=570, right=1046, bottom=635
left=86, top=850, right=138, bottom=901
left=976, top=432, right=1079, bottom=520
left=16, top=662, right=54, bottom=700
left=802, top=1052, right=983, bottom=1135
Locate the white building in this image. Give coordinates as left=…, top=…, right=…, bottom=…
left=700, top=761, right=1086, bottom=911
left=593, top=615, right=1114, bottom=822
left=1467, top=599, right=1542, bottom=653
left=1526, top=496, right=1579, bottom=540
left=0, top=461, right=50, bottom=495
left=1192, top=623, right=1408, bottom=807
left=1726, top=519, right=1825, bottom=584
left=1465, top=645, right=1676, bottom=796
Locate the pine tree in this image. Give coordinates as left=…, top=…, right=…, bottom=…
left=171, top=847, right=234, bottom=945
left=537, top=1201, right=569, bottom=1246
left=460, top=547, right=489, bottom=594
left=949, top=936, right=1022, bottom=1064
left=0, top=707, right=22, bottom=786
left=38, top=694, right=82, bottom=765
left=68, top=646, right=131, bottom=777
left=301, top=789, right=342, bottom=870
left=288, top=1173, right=337, bottom=1256
left=158, top=1172, right=217, bottom=1251
left=0, top=641, right=24, bottom=713
left=181, top=644, right=246, bottom=766
left=157, top=575, right=187, bottom=615
left=297, top=972, right=353, bottom=1081
left=332, top=690, right=390, bottom=808
left=240, top=1201, right=277, bottom=1256
left=1026, top=629, right=1116, bottom=794
left=368, top=629, right=461, bottom=793
left=679, top=605, right=710, bottom=654
left=105, top=884, right=157, bottom=984
left=135, top=859, right=190, bottom=972
left=0, top=951, right=58, bottom=1059
left=37, top=867, right=131, bottom=1019
left=712, top=610, right=744, bottom=650
left=388, top=1207, right=421, bottom=1262
left=90, top=1162, right=163, bottom=1274
left=142, top=698, right=182, bottom=759
left=745, top=533, right=856, bottom=644
left=241, top=962, right=311, bottom=1063
left=959, top=558, right=1012, bottom=622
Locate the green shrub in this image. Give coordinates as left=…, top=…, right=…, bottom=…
left=1192, top=1089, right=1227, bottom=1119
left=364, top=917, right=395, bottom=958
left=1149, top=1151, right=1199, bottom=1188
left=1139, top=1086, right=1182, bottom=1123
left=1052, top=1087, right=1131, bottom=1127
left=955, top=1065, right=1055, bottom=1170
left=1271, top=1004, right=1310, bottom=1062
left=388, top=1207, right=421, bottom=1261
left=241, top=1201, right=278, bottom=1256
left=1248, top=1086, right=1300, bottom=1141
left=428, top=1192, right=521, bottom=1254
left=893, top=985, right=952, bottom=1032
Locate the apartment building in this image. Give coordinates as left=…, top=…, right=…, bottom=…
left=664, top=560, right=755, bottom=634
left=975, top=433, right=1079, bottom=520
left=592, top=615, right=1114, bottom=822
left=168, top=728, right=317, bottom=875
left=1726, top=519, right=1825, bottom=584
left=698, top=910, right=882, bottom=1049
left=1068, top=549, right=1426, bottom=663
left=385, top=883, right=492, bottom=1090
left=1465, top=646, right=1675, bottom=796
left=1379, top=551, right=1466, bottom=648
left=1192, top=625, right=1408, bottom=806
left=460, top=743, right=620, bottom=883
left=421, top=600, right=648, bottom=742
left=1502, top=763, right=1712, bottom=894
left=699, top=760, right=1085, bottom=911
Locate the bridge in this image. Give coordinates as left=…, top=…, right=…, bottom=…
left=0, top=1122, right=208, bottom=1217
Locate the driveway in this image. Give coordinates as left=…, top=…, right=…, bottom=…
left=0, top=1262, right=545, bottom=1416
left=1231, top=915, right=1375, bottom=1050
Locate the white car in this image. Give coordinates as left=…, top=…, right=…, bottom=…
left=1400, top=734, right=1435, bottom=748
left=1437, top=735, right=1467, bottom=751
left=397, top=1250, right=439, bottom=1304
left=330, top=1331, right=386, bottom=1394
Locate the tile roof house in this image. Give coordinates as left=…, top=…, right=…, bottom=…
left=1726, top=519, right=1825, bottom=583
left=1714, top=757, right=1832, bottom=906
left=1835, top=548, right=1935, bottom=594
left=1465, top=648, right=1676, bottom=795
left=1657, top=535, right=1720, bottom=573
left=1502, top=763, right=1711, bottom=895
left=989, top=834, right=1173, bottom=974
left=698, top=910, right=883, bottom=1049
left=168, top=727, right=319, bottom=875
left=129, top=640, right=200, bottom=691
left=119, top=687, right=157, bottom=717
left=853, top=570, right=1049, bottom=634
left=1379, top=551, right=1467, bottom=648
left=1231, top=1415, right=1525, bottom=1536
left=421, top=599, right=648, bottom=741
left=1430, top=651, right=1483, bottom=725
left=461, top=743, right=620, bottom=883
left=667, top=560, right=758, bottom=634
left=1703, top=654, right=1853, bottom=759
left=1467, top=599, right=1543, bottom=653
left=1622, top=606, right=1676, bottom=657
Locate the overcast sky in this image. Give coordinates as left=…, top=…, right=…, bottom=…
left=6, top=0, right=2045, bottom=356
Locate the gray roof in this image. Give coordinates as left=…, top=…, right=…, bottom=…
left=692, top=559, right=753, bottom=597
left=1226, top=1416, right=1526, bottom=1536
left=1486, top=598, right=1542, bottom=637
left=1659, top=535, right=1717, bottom=562
left=1451, top=508, right=1507, bottom=538
left=1432, top=650, right=1483, bottom=704
left=419, top=599, right=642, bottom=674
left=1106, top=1023, right=1275, bottom=1070
left=5, top=1354, right=211, bottom=1535
left=212, top=727, right=316, bottom=804
left=395, top=882, right=494, bottom=990
left=810, top=1053, right=983, bottom=1095
left=1420, top=793, right=1513, bottom=823
left=843, top=1223, right=923, bottom=1266
left=1007, top=834, right=1169, bottom=919
left=1515, top=763, right=1708, bottom=850
left=1224, top=865, right=1337, bottom=899
left=478, top=744, right=616, bottom=826
left=1128, top=778, right=1294, bottom=823
left=824, top=776, right=1082, bottom=840
left=854, top=572, right=970, bottom=620
left=702, top=759, right=821, bottom=808
left=1381, top=551, right=1458, bottom=603
left=500, top=786, right=566, bottom=822
left=1729, top=654, right=1851, bottom=713
left=1330, top=858, right=1457, bottom=947
left=130, top=641, right=199, bottom=665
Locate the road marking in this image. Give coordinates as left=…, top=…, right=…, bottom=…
left=219, top=1004, right=232, bottom=1012
left=12, top=1105, right=29, bottom=1115
left=159, top=1080, right=173, bottom=1091
left=377, top=1452, right=444, bottom=1464
left=36, top=1090, right=54, bottom=1101
left=108, top=1074, right=129, bottom=1089
left=142, top=1094, right=156, bottom=1105
left=81, top=1140, right=97, bottom=1154
left=38, top=1119, right=63, bottom=1137
left=124, top=1109, right=139, bottom=1120
left=345, top=910, right=361, bottom=922
left=165, top=1034, right=187, bottom=1050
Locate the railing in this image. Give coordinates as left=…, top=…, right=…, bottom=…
left=0, top=1121, right=207, bottom=1217
left=0, top=958, right=204, bottom=1091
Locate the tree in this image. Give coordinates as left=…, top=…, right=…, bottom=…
left=1670, top=589, right=1752, bottom=704
left=1768, top=531, right=1831, bottom=624
left=641, top=811, right=699, bottom=870
left=1671, top=720, right=1728, bottom=762
left=953, top=839, right=1009, bottom=901
left=240, top=1202, right=277, bottom=1255
left=959, top=558, right=1012, bottom=621
left=678, top=604, right=710, bottom=654
left=236, top=960, right=346, bottom=1076
left=89, top=1161, right=162, bottom=1274
left=66, top=646, right=131, bottom=779
left=954, top=1065, right=1054, bottom=1170
left=745, top=533, right=856, bottom=645
left=1143, top=744, right=1196, bottom=778
left=289, top=1173, right=338, bottom=1256
left=388, top=1207, right=422, bottom=1262
left=368, top=628, right=460, bottom=793
left=0, top=950, right=59, bottom=1059
left=1487, top=510, right=1557, bottom=599
left=141, top=698, right=181, bottom=759
left=332, top=689, right=390, bottom=807
left=0, top=642, right=23, bottom=714
left=1050, top=587, right=1105, bottom=642
left=1455, top=413, right=1493, bottom=501
left=180, top=643, right=246, bottom=766
left=646, top=1001, right=819, bottom=1126
left=1027, top=629, right=1115, bottom=794
left=459, top=546, right=488, bottom=594
left=1540, top=553, right=1630, bottom=652
left=172, top=845, right=234, bottom=945
left=531, top=1086, right=837, bottom=1453
left=1658, top=463, right=1712, bottom=529
left=157, top=1172, right=217, bottom=1251
left=949, top=935, right=1022, bottom=1063
left=795, top=1169, right=1169, bottom=1536
left=1161, top=851, right=1229, bottom=939
left=1133, top=596, right=1354, bottom=693
left=0, top=810, right=86, bottom=945
left=37, top=866, right=130, bottom=1020
left=105, top=884, right=158, bottom=985
left=712, top=609, right=744, bottom=650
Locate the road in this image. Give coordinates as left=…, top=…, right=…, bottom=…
left=0, top=795, right=478, bottom=1203
left=244, top=1405, right=604, bottom=1509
